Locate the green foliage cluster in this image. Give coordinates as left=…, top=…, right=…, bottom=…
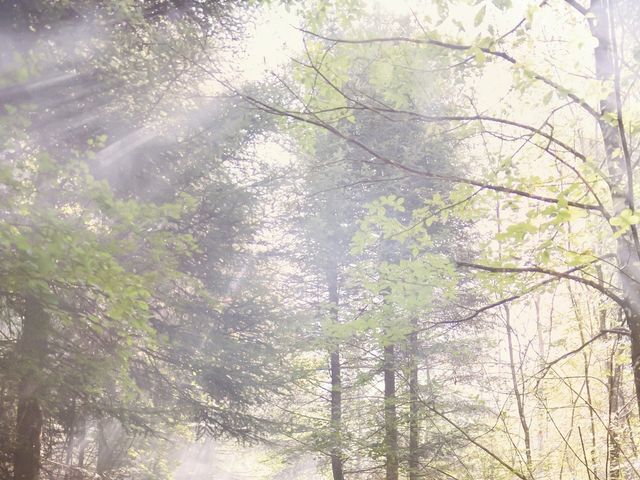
left=0, top=1, right=289, bottom=479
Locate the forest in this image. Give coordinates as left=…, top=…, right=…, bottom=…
left=1, top=0, right=640, bottom=479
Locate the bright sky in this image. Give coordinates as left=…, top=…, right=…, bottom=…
left=237, top=4, right=302, bottom=83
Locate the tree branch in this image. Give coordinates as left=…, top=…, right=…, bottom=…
left=455, top=260, right=626, bottom=308
left=564, top=0, right=588, bottom=15
left=239, top=92, right=603, bottom=213
left=298, top=28, right=600, bottom=119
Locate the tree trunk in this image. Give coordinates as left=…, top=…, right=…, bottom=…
left=327, top=260, right=344, bottom=480
left=505, top=306, right=532, bottom=472
left=14, top=298, right=48, bottom=480
left=96, top=418, right=126, bottom=477
left=408, top=321, right=420, bottom=480
left=607, top=342, right=622, bottom=480
left=384, top=343, right=398, bottom=480
left=569, top=285, right=598, bottom=473
left=69, top=414, right=86, bottom=480
left=589, top=0, right=640, bottom=415
left=329, top=349, right=344, bottom=480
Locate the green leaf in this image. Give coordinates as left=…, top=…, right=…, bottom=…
left=474, top=5, right=486, bottom=26
left=610, top=208, right=640, bottom=236
left=492, top=0, right=512, bottom=9
left=565, top=250, right=595, bottom=267
left=469, top=46, right=486, bottom=64
left=15, top=66, right=29, bottom=83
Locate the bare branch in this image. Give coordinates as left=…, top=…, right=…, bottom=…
left=536, top=328, right=630, bottom=379
left=239, top=92, right=603, bottom=213
left=418, top=401, right=529, bottom=480
left=455, top=260, right=626, bottom=308
left=298, top=28, right=600, bottom=119
left=564, top=0, right=589, bottom=16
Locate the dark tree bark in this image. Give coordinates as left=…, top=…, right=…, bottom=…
left=329, top=349, right=344, bottom=480
left=14, top=298, right=48, bottom=480
left=96, top=418, right=126, bottom=477
left=589, top=0, right=640, bottom=415
left=505, top=306, right=532, bottom=472
left=327, top=259, right=345, bottom=480
left=607, top=346, right=622, bottom=480
left=408, top=321, right=421, bottom=480
left=384, top=343, right=398, bottom=480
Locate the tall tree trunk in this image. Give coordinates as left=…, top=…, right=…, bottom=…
left=384, top=343, right=398, bottom=480
left=69, top=414, right=86, bottom=480
left=329, top=349, right=344, bottom=480
left=408, top=320, right=420, bottom=480
left=14, top=298, right=48, bottom=480
left=64, top=397, right=76, bottom=470
left=327, top=260, right=344, bottom=480
left=505, top=306, right=532, bottom=472
left=96, top=418, right=126, bottom=477
left=589, top=0, right=640, bottom=414
left=569, top=284, right=599, bottom=473
left=607, top=342, right=623, bottom=480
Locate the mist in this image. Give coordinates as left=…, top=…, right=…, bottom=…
left=2, top=1, right=640, bottom=480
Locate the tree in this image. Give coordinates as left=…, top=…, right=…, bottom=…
left=246, top=0, right=640, bottom=477
left=6, top=0, right=640, bottom=479
left=252, top=11, right=483, bottom=478
left=0, top=1, right=288, bottom=478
